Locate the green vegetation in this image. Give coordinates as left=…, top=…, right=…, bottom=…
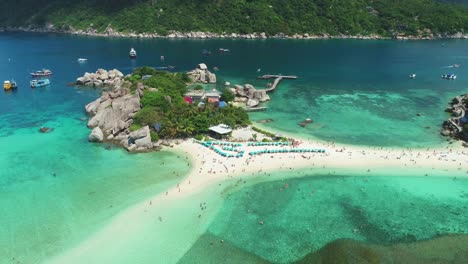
left=220, top=87, right=235, bottom=103
left=150, top=131, right=159, bottom=141
left=129, top=124, right=142, bottom=131
left=129, top=67, right=250, bottom=140
left=2, top=1, right=468, bottom=37
left=252, top=126, right=276, bottom=138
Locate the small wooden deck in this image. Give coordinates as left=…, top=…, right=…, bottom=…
left=257, top=75, right=298, bottom=92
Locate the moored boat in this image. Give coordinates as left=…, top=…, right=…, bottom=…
left=202, top=49, right=212, bottom=56
left=441, top=74, right=456, bottom=80
left=129, top=48, right=137, bottom=59
left=10, top=80, right=17, bottom=89
left=409, top=74, right=416, bottom=78
left=31, top=69, right=52, bottom=77
left=3, top=80, right=11, bottom=90
left=77, top=58, right=88, bottom=63
left=30, top=78, right=50, bottom=88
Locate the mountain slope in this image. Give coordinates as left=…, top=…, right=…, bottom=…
left=2, top=0, right=468, bottom=37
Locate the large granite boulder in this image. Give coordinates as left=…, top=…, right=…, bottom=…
left=245, top=84, right=256, bottom=98
left=88, top=127, right=104, bottom=142
left=253, top=90, right=270, bottom=102
left=128, top=126, right=153, bottom=150
left=77, top=69, right=124, bottom=87
left=199, top=71, right=206, bottom=83
left=87, top=93, right=140, bottom=132
left=246, top=99, right=259, bottom=107
left=76, top=76, right=91, bottom=85
left=207, top=73, right=217, bottom=83
left=85, top=98, right=101, bottom=115
left=187, top=64, right=217, bottom=84
left=98, top=71, right=109, bottom=80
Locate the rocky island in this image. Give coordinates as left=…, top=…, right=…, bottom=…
left=78, top=66, right=251, bottom=152
left=442, top=94, right=468, bottom=146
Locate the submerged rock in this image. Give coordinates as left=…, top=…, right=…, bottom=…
left=298, top=118, right=313, bottom=127
left=257, top=119, right=273, bottom=124
left=39, top=127, right=52, bottom=133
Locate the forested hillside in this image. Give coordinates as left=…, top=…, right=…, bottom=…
left=2, top=0, right=468, bottom=37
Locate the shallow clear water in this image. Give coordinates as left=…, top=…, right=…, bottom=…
left=180, top=173, right=468, bottom=263
left=0, top=32, right=467, bottom=263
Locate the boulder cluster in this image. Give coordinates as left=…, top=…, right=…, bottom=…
left=228, top=84, right=270, bottom=108
left=84, top=70, right=159, bottom=152
left=76, top=69, right=124, bottom=87
left=187, top=63, right=217, bottom=84
left=441, top=94, right=468, bottom=145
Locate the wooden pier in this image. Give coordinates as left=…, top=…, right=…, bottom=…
left=258, top=75, right=298, bottom=92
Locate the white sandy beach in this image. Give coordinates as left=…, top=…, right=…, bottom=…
left=47, top=133, right=468, bottom=264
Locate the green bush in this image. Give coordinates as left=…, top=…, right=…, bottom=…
left=130, top=124, right=142, bottom=131
left=252, top=126, right=275, bottom=137
left=150, top=131, right=159, bottom=141
left=262, top=138, right=271, bottom=142
left=194, top=134, right=203, bottom=140
left=133, top=107, right=162, bottom=126
left=220, top=87, right=235, bottom=103
left=133, top=67, right=156, bottom=77
left=204, top=136, right=210, bottom=141
left=194, top=85, right=203, bottom=90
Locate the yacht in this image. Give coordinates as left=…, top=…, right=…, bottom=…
left=31, top=69, right=52, bottom=77
left=129, top=48, right=137, bottom=59
left=77, top=58, right=88, bottom=63
left=30, top=79, right=50, bottom=88
left=409, top=74, right=416, bottom=78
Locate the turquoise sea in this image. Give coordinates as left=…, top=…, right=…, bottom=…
left=0, top=32, right=467, bottom=263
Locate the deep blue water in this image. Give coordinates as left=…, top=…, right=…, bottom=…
left=2, top=33, right=468, bottom=147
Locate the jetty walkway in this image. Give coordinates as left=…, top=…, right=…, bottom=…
left=258, top=75, right=298, bottom=92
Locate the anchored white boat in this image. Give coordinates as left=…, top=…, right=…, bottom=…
left=441, top=74, right=456, bottom=80
left=77, top=58, right=88, bottom=63
left=129, top=48, right=137, bottom=59
left=409, top=74, right=416, bottom=78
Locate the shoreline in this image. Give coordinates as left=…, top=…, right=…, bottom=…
left=47, top=134, right=468, bottom=263
left=3, top=27, right=468, bottom=41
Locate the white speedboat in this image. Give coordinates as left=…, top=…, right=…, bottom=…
left=409, top=74, right=416, bottom=78
left=441, top=74, right=456, bottom=80
left=77, top=58, right=88, bottom=63
left=129, top=48, right=137, bottom=59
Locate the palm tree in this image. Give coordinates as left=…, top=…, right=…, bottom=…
left=177, top=119, right=196, bottom=137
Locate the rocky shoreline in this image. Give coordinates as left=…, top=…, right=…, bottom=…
left=441, top=94, right=468, bottom=146
left=80, top=69, right=167, bottom=153
left=79, top=67, right=217, bottom=153
left=228, top=83, right=270, bottom=108
left=3, top=25, right=468, bottom=40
